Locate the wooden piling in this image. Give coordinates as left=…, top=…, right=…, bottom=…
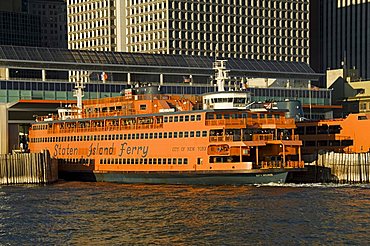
left=0, top=151, right=57, bottom=185
left=310, top=152, right=370, bottom=183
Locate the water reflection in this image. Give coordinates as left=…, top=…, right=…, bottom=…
left=0, top=182, right=368, bottom=245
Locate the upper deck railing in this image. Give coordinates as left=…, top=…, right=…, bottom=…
left=205, top=117, right=296, bottom=128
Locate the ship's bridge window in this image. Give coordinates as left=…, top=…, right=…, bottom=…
left=358, top=116, right=368, bottom=120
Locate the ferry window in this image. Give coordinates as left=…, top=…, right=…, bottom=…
left=267, top=114, right=273, bottom=118
left=190, top=131, right=194, bottom=137
left=164, top=132, right=167, bottom=138
left=224, top=114, right=230, bottom=119
left=159, top=132, right=162, bottom=138
left=206, top=114, right=215, bottom=120
left=112, top=135, right=115, bottom=140
left=136, top=134, right=139, bottom=139
left=100, top=159, right=103, bottom=164
left=174, top=116, right=179, bottom=122
left=124, top=134, right=127, bottom=140
left=149, top=158, right=152, bottom=164
left=274, top=114, right=280, bottom=119
left=158, top=158, right=162, bottom=164
left=216, top=114, right=222, bottom=119
left=251, top=114, right=258, bottom=119
left=135, top=158, right=139, bottom=164
left=306, top=126, right=316, bottom=135
left=140, top=104, right=146, bottom=110
left=342, top=140, right=353, bottom=146
left=83, top=136, right=87, bottom=141
left=168, top=132, right=172, bottom=138
left=149, top=133, right=153, bottom=139
left=296, top=127, right=304, bottom=135
left=126, top=159, right=130, bottom=164
left=318, top=140, right=328, bottom=146
left=131, top=134, right=135, bottom=140
left=127, top=134, right=131, bottom=140
left=196, top=131, right=201, bottom=137
left=191, top=115, right=196, bottom=121
left=119, top=159, right=122, bottom=164
left=202, top=131, right=207, bottom=137
left=73, top=136, right=76, bottom=141
left=145, top=133, right=148, bottom=139
left=140, top=159, right=144, bottom=164
left=259, top=114, right=266, bottom=119
left=173, top=158, right=177, bottom=164
left=184, top=132, right=189, bottom=138
left=178, top=158, right=182, bottom=165
left=107, top=159, right=111, bottom=164
left=168, top=158, right=172, bottom=164
left=185, top=115, right=189, bottom=121
left=154, top=133, right=158, bottom=138
left=179, top=132, right=183, bottom=138
left=140, top=133, right=144, bottom=139
left=196, top=115, right=201, bottom=121
left=108, top=135, right=111, bottom=140
left=184, top=158, right=188, bottom=165
left=119, top=134, right=123, bottom=140
left=169, top=116, right=173, bottom=122
left=153, top=159, right=157, bottom=164
left=164, top=117, right=168, bottom=123
left=179, top=116, right=184, bottom=122
left=174, top=132, right=178, bottom=138
left=122, top=159, right=126, bottom=164
left=144, top=159, right=147, bottom=164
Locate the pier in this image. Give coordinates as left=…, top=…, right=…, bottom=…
left=308, top=152, right=370, bottom=183
left=0, top=151, right=58, bottom=185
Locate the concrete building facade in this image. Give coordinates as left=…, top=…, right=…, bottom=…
left=67, top=0, right=118, bottom=51
left=311, top=0, right=370, bottom=80
left=67, top=0, right=310, bottom=63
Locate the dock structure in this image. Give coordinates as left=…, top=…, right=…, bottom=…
left=0, top=151, right=57, bottom=185
left=310, top=152, right=370, bottom=183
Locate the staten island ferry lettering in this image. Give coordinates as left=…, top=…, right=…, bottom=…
left=29, top=60, right=305, bottom=184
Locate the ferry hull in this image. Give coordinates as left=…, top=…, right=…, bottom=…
left=59, top=170, right=289, bottom=185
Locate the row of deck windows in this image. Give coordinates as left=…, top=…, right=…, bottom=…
left=163, top=114, right=201, bottom=122
left=31, top=130, right=208, bottom=143
left=100, top=158, right=189, bottom=165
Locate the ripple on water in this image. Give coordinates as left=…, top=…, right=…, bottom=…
left=0, top=182, right=368, bottom=245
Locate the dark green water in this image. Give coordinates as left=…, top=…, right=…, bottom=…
left=0, top=182, right=369, bottom=245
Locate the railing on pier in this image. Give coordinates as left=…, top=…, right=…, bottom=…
left=260, top=160, right=305, bottom=169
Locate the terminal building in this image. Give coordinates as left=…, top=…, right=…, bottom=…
left=0, top=45, right=334, bottom=154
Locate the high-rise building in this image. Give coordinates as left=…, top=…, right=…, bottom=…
left=67, top=0, right=118, bottom=51
left=28, top=0, right=68, bottom=48
left=0, top=0, right=67, bottom=48
left=310, top=0, right=370, bottom=80
left=67, top=0, right=310, bottom=64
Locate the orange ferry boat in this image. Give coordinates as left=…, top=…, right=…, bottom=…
left=28, top=61, right=304, bottom=184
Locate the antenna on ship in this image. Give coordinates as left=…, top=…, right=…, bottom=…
left=213, top=60, right=230, bottom=92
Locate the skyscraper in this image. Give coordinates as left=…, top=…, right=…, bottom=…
left=311, top=0, right=370, bottom=79
left=67, top=0, right=310, bottom=64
